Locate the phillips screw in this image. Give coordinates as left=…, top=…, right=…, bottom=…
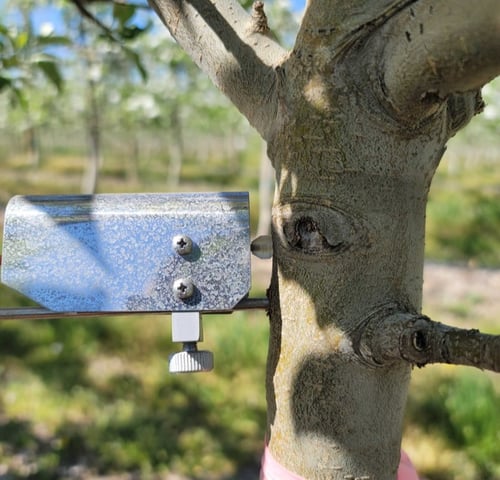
left=173, top=278, right=194, bottom=299
left=172, top=235, right=193, bottom=255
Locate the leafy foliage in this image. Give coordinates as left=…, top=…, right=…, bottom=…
left=0, top=311, right=268, bottom=478
left=0, top=19, right=65, bottom=105
left=426, top=151, right=500, bottom=267
left=406, top=370, right=500, bottom=479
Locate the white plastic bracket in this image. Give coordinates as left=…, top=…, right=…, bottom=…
left=171, top=311, right=203, bottom=343
left=169, top=311, right=213, bottom=373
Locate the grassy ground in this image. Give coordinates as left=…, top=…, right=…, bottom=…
left=0, top=310, right=269, bottom=479
left=0, top=137, right=499, bottom=479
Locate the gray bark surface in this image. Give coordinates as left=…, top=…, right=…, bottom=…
left=148, top=0, right=500, bottom=477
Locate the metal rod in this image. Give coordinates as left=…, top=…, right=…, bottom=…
left=234, top=297, right=269, bottom=310
left=0, top=297, right=270, bottom=321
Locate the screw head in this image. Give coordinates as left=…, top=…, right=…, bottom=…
left=172, top=235, right=193, bottom=255
left=173, top=278, right=194, bottom=299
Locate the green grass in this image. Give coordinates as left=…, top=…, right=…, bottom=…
left=405, top=367, right=500, bottom=480
left=0, top=312, right=269, bottom=478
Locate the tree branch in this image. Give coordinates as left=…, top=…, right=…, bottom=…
left=148, top=0, right=287, bottom=139
left=294, top=0, right=417, bottom=63
left=70, top=0, right=121, bottom=42
left=379, top=0, right=500, bottom=121
left=110, top=0, right=151, bottom=8
left=355, top=310, right=500, bottom=373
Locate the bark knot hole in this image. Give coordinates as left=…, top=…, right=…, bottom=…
left=412, top=330, right=428, bottom=352
left=289, top=217, right=330, bottom=253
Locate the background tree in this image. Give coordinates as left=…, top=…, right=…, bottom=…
left=62, top=2, right=151, bottom=193
left=0, top=0, right=153, bottom=192
left=0, top=0, right=67, bottom=167
left=147, top=0, right=500, bottom=478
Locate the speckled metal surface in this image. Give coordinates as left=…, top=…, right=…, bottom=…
left=1, top=193, right=251, bottom=312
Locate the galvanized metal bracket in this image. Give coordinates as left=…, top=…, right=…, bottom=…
left=1, top=192, right=259, bottom=373
left=2, top=192, right=251, bottom=312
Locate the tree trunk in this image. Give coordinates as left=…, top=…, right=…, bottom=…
left=148, top=0, right=500, bottom=477
left=264, top=60, right=439, bottom=475
left=167, top=105, right=184, bottom=189
left=25, top=122, right=40, bottom=168
left=81, top=76, right=101, bottom=194
left=79, top=20, right=101, bottom=195
left=257, top=139, right=274, bottom=236
left=128, top=131, right=140, bottom=184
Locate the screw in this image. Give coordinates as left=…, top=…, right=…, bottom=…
left=172, top=235, right=193, bottom=255
left=173, top=278, right=194, bottom=299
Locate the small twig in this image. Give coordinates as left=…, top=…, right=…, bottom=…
left=399, top=316, right=500, bottom=372
left=69, top=0, right=152, bottom=42
left=69, top=0, right=120, bottom=42
left=354, top=310, right=500, bottom=373
left=247, top=1, right=270, bottom=35
left=110, top=0, right=151, bottom=9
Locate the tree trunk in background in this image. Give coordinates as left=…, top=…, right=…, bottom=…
left=149, top=0, right=500, bottom=477
left=81, top=76, right=101, bottom=194
left=167, top=105, right=183, bottom=189
left=26, top=123, right=40, bottom=168
left=128, top=132, right=140, bottom=184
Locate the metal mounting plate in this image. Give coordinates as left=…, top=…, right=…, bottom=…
left=1, top=192, right=251, bottom=312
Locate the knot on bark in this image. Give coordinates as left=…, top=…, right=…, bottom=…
left=351, top=304, right=411, bottom=368
left=352, top=309, right=500, bottom=372
left=447, top=90, right=485, bottom=137
left=352, top=311, right=440, bottom=368
left=274, top=201, right=371, bottom=258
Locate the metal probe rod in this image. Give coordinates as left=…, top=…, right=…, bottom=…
left=0, top=297, right=269, bottom=321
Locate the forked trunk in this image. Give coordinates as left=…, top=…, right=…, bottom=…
left=147, top=0, right=500, bottom=477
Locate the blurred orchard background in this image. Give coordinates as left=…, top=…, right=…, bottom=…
left=0, top=1, right=499, bottom=479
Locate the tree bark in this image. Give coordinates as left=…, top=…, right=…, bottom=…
left=257, top=139, right=273, bottom=236
left=148, top=0, right=286, bottom=138
left=148, top=0, right=500, bottom=478
left=380, top=0, right=500, bottom=120
left=355, top=311, right=500, bottom=372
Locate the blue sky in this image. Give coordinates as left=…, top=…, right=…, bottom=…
left=291, top=0, right=305, bottom=10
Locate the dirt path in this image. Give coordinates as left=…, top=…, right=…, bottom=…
left=423, top=262, right=500, bottom=329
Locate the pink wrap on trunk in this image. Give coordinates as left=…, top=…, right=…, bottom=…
left=260, top=446, right=419, bottom=480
